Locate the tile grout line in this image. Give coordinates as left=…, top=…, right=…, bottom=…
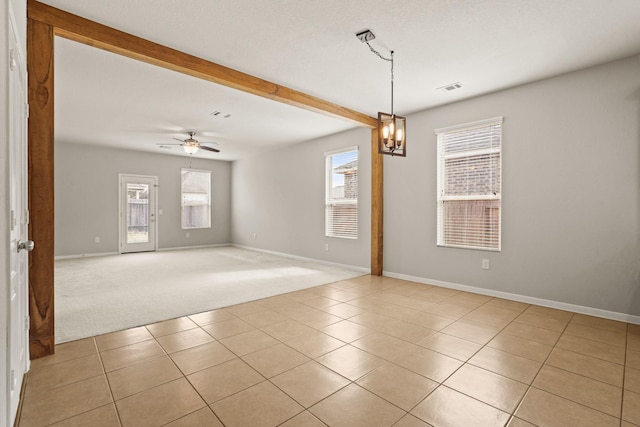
left=508, top=311, right=576, bottom=425
left=266, top=374, right=349, bottom=426
left=322, top=294, right=530, bottom=422
left=265, top=290, right=432, bottom=425
left=312, top=287, right=533, bottom=423
left=512, top=312, right=631, bottom=425
left=93, top=336, right=126, bottom=427
left=22, top=339, right=117, bottom=427
left=161, top=338, right=224, bottom=426
left=100, top=329, right=176, bottom=425
left=109, top=324, right=219, bottom=426
left=407, top=301, right=537, bottom=423
left=268, top=284, right=415, bottom=424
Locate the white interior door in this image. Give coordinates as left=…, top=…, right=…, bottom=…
left=8, top=17, right=30, bottom=427
left=119, top=174, right=157, bottom=253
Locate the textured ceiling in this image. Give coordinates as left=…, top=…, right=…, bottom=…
left=42, top=0, right=640, bottom=160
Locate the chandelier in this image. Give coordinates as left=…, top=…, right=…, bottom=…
left=357, top=29, right=406, bottom=157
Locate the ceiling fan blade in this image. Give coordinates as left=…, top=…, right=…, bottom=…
left=173, top=137, right=185, bottom=142
left=199, top=141, right=219, bottom=146
left=157, top=143, right=183, bottom=146
left=199, top=145, right=220, bottom=153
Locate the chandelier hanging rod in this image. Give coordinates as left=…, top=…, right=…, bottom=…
left=365, top=42, right=395, bottom=115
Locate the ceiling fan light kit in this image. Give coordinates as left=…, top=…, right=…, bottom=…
left=182, top=142, right=200, bottom=154
left=159, top=131, right=221, bottom=155
left=357, top=29, right=406, bottom=157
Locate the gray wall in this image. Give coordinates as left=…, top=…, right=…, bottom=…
left=231, top=54, right=640, bottom=317
left=384, top=54, right=640, bottom=316
left=55, top=142, right=231, bottom=256
left=231, top=127, right=371, bottom=269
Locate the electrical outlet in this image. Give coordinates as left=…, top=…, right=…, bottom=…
left=94, top=237, right=100, bottom=243
left=186, top=232, right=190, bottom=238
left=253, top=233, right=257, bottom=239
left=325, top=243, right=329, bottom=251
left=158, top=209, right=163, bottom=215
left=482, top=259, right=490, bottom=270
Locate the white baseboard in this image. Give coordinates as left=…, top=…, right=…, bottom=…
left=384, top=270, right=640, bottom=325
left=157, top=243, right=230, bottom=252
left=55, top=244, right=231, bottom=260
left=233, top=244, right=369, bottom=274
left=58, top=247, right=635, bottom=324
left=55, top=251, right=119, bottom=260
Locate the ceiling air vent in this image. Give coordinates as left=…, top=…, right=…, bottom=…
left=438, top=82, right=463, bottom=93
left=210, top=110, right=231, bottom=119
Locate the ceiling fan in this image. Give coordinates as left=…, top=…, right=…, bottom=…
left=158, top=131, right=220, bottom=155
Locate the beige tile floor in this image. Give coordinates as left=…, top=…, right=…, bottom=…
left=15, top=275, right=640, bottom=426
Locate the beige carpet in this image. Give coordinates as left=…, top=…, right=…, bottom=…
left=54, top=246, right=364, bottom=343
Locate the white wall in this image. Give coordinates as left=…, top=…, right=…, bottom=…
left=55, top=142, right=232, bottom=256
left=384, top=54, right=640, bottom=317
left=231, top=127, right=371, bottom=269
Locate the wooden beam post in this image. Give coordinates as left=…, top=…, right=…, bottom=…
left=371, top=129, right=383, bottom=276
left=27, top=17, right=55, bottom=358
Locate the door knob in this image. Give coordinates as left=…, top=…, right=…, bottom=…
left=17, top=240, right=35, bottom=252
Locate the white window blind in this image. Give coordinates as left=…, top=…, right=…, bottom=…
left=181, top=169, right=211, bottom=229
left=436, top=117, right=502, bottom=251
left=325, top=147, right=358, bottom=239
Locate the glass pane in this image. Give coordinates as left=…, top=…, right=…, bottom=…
left=181, top=169, right=211, bottom=229
left=441, top=199, right=500, bottom=249
left=443, top=124, right=501, bottom=155
left=182, top=204, right=210, bottom=229
left=444, top=152, right=500, bottom=196
left=126, top=183, right=149, bottom=243
left=326, top=203, right=357, bottom=239
left=326, top=149, right=358, bottom=239
left=329, top=151, right=358, bottom=201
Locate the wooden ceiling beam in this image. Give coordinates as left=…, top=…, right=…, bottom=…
left=27, top=0, right=378, bottom=129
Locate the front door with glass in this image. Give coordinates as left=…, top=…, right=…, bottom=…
left=119, top=175, right=157, bottom=253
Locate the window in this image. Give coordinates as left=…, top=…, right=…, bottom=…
left=325, top=147, right=358, bottom=239
left=436, top=117, right=502, bottom=251
left=181, top=169, right=211, bottom=229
